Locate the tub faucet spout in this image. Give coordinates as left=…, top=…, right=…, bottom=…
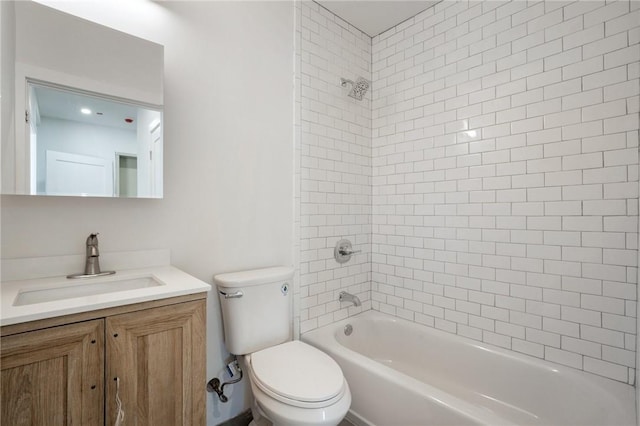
left=339, top=291, right=361, bottom=307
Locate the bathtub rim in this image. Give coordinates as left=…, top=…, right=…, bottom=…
left=302, top=310, right=636, bottom=426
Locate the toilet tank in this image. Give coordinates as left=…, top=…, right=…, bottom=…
left=215, top=266, right=294, bottom=355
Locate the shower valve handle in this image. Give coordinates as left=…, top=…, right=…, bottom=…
left=339, top=248, right=361, bottom=256
left=334, top=239, right=360, bottom=263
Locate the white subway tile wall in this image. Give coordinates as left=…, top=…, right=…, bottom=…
left=371, top=0, right=639, bottom=383
left=299, top=1, right=372, bottom=333
left=298, top=0, right=640, bottom=384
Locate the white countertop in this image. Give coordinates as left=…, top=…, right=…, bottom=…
left=1, top=266, right=211, bottom=326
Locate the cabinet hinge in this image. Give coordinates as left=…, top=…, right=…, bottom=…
left=25, top=110, right=29, bottom=124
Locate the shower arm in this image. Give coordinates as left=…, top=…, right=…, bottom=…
left=340, top=77, right=354, bottom=88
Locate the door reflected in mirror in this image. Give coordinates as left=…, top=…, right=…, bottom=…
left=28, top=81, right=162, bottom=198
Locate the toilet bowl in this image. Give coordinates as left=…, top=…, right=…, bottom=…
left=246, top=341, right=351, bottom=426
left=215, top=267, right=351, bottom=426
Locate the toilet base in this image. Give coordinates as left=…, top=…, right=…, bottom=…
left=249, top=380, right=350, bottom=426
left=250, top=400, right=272, bottom=426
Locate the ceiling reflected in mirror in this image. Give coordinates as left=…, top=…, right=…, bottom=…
left=34, top=84, right=140, bottom=130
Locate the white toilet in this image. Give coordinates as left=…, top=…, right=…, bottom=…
left=215, top=266, right=351, bottom=426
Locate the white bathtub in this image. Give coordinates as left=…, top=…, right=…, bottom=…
left=302, top=311, right=635, bottom=426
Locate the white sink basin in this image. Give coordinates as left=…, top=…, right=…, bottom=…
left=2, top=265, right=211, bottom=326
left=14, top=276, right=164, bottom=306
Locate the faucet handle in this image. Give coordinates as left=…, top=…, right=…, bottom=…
left=86, top=233, right=100, bottom=257
left=339, top=248, right=361, bottom=256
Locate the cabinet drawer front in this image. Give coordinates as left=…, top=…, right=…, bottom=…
left=1, top=319, right=104, bottom=426
left=106, top=300, right=206, bottom=426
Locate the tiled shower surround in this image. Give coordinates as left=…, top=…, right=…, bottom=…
left=299, top=0, right=640, bottom=383
left=299, top=1, right=372, bottom=332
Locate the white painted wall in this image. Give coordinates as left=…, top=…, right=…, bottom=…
left=0, top=1, right=294, bottom=424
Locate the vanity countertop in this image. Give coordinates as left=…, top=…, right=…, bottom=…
left=1, top=266, right=211, bottom=326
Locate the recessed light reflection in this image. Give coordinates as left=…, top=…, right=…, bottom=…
left=81, top=108, right=91, bottom=115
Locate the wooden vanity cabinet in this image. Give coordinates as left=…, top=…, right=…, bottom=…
left=1, top=295, right=206, bottom=426
left=1, top=319, right=104, bottom=426
left=106, top=300, right=206, bottom=425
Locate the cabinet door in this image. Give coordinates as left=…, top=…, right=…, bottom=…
left=106, top=300, right=206, bottom=426
left=1, top=319, right=104, bottom=426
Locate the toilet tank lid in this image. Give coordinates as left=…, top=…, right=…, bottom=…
left=214, top=266, right=294, bottom=288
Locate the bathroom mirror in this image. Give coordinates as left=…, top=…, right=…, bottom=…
left=1, top=1, right=164, bottom=198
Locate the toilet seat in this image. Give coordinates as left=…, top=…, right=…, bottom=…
left=247, top=340, right=346, bottom=409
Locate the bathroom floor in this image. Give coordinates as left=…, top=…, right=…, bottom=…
left=218, top=410, right=354, bottom=426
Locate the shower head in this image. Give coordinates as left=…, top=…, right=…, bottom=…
left=340, top=77, right=370, bottom=101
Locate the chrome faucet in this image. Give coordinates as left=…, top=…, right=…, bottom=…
left=85, top=233, right=102, bottom=275
left=67, top=233, right=116, bottom=279
left=339, top=291, right=361, bottom=307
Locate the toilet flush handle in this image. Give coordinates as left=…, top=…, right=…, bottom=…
left=219, top=290, right=243, bottom=299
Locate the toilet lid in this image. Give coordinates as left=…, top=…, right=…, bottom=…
left=250, top=340, right=344, bottom=403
